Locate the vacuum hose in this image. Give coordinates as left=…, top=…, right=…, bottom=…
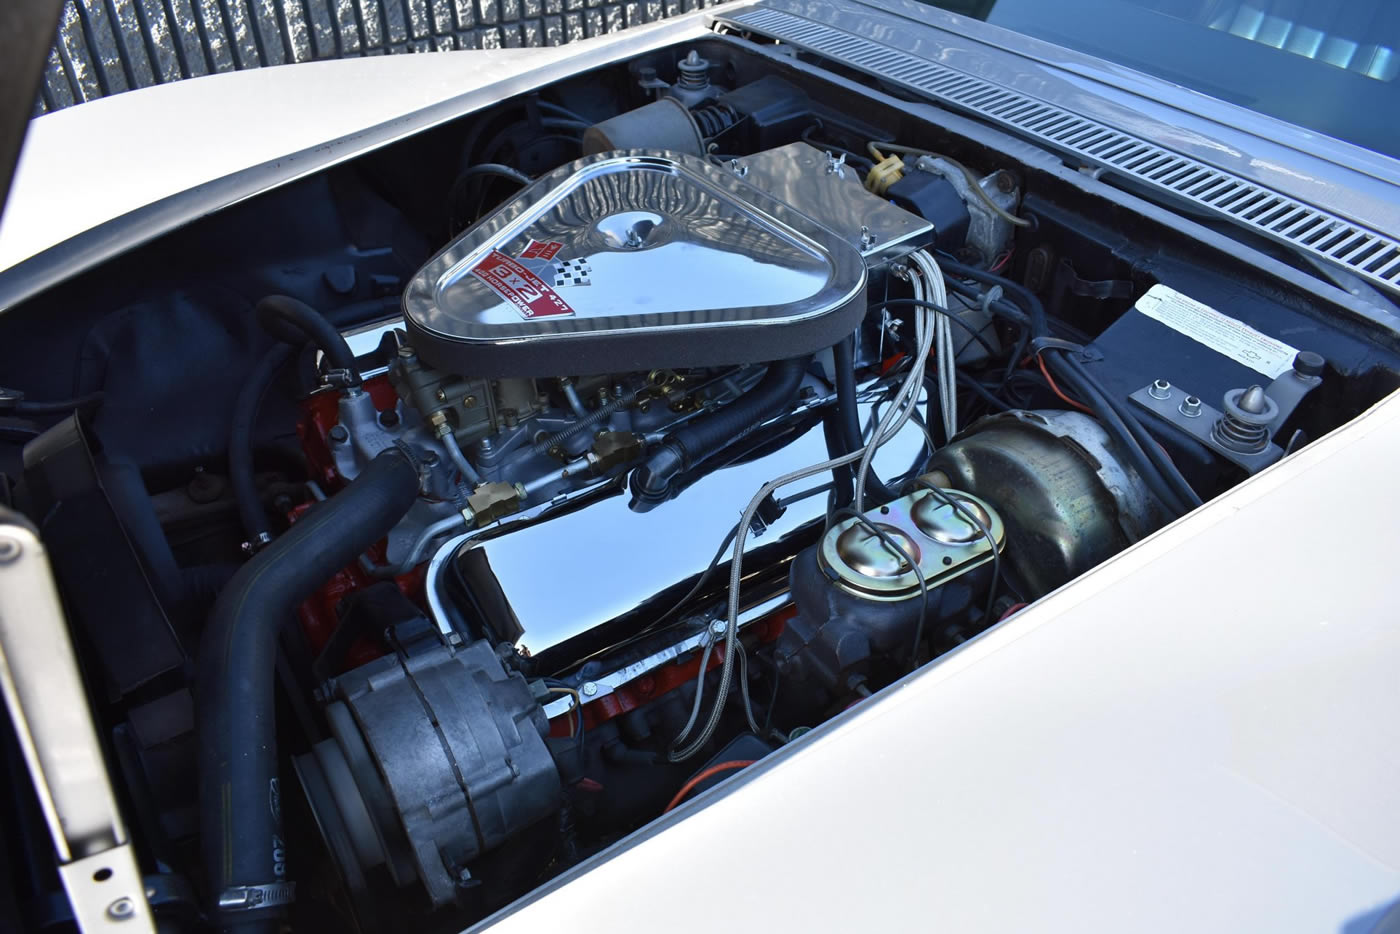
left=197, top=448, right=419, bottom=932
left=630, top=356, right=810, bottom=511
left=231, top=297, right=358, bottom=549
left=254, top=295, right=361, bottom=386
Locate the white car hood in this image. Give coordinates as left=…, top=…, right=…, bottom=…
left=0, top=13, right=711, bottom=289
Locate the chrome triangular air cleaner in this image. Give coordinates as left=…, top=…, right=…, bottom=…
left=403, top=150, right=867, bottom=376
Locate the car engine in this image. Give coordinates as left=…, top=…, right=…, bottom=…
left=1, top=39, right=1397, bottom=934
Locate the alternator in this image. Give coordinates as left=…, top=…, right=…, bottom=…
left=294, top=638, right=560, bottom=906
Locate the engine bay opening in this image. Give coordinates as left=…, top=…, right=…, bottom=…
left=2, top=32, right=1398, bottom=934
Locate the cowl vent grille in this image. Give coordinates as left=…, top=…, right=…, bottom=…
left=721, top=6, right=1400, bottom=296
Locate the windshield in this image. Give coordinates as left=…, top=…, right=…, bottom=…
left=925, top=0, right=1400, bottom=159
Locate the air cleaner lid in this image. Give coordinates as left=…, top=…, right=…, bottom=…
left=402, top=150, right=867, bottom=377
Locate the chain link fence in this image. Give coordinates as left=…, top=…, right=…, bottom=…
left=36, top=0, right=724, bottom=115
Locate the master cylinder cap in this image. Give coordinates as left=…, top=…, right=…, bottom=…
left=819, top=489, right=1004, bottom=601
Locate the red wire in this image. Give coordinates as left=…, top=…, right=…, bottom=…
left=1036, top=355, right=1093, bottom=414
left=989, top=248, right=1014, bottom=273
left=662, top=760, right=756, bottom=813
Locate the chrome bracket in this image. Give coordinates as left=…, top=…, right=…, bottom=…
left=0, top=515, right=154, bottom=932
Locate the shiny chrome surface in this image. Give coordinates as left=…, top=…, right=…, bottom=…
left=0, top=520, right=154, bottom=931
left=730, top=142, right=933, bottom=260
left=541, top=593, right=790, bottom=720
left=911, top=492, right=992, bottom=545
left=717, top=4, right=1400, bottom=297
left=834, top=523, right=919, bottom=578
left=818, top=488, right=1003, bottom=600
left=404, top=150, right=866, bottom=350
left=436, top=398, right=927, bottom=657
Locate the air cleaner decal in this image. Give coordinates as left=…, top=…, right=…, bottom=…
left=521, top=239, right=564, bottom=261
left=470, top=249, right=576, bottom=319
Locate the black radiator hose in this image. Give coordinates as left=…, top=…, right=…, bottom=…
left=832, top=335, right=896, bottom=505
left=254, top=295, right=361, bottom=386
left=630, top=356, right=810, bottom=511
left=197, top=448, right=419, bottom=932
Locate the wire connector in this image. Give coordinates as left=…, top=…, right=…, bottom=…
left=864, top=146, right=904, bottom=196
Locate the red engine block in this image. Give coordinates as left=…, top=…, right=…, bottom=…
left=292, top=376, right=420, bottom=674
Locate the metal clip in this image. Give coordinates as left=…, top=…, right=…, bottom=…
left=218, top=882, right=296, bottom=911
left=322, top=367, right=355, bottom=390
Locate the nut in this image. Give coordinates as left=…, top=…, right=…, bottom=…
left=1179, top=396, right=1203, bottom=418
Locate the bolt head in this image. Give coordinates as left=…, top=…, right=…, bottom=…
left=710, top=619, right=727, bottom=637
left=106, top=898, right=135, bottom=920
left=434, top=389, right=447, bottom=402
left=463, top=395, right=478, bottom=408
left=581, top=681, right=598, bottom=696
left=328, top=425, right=350, bottom=445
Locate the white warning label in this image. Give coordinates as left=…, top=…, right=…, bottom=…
left=1134, top=284, right=1298, bottom=379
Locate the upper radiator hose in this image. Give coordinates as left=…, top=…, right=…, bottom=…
left=197, top=448, right=420, bottom=932
left=630, top=356, right=810, bottom=511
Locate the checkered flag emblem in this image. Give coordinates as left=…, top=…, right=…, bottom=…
left=552, top=258, right=592, bottom=287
